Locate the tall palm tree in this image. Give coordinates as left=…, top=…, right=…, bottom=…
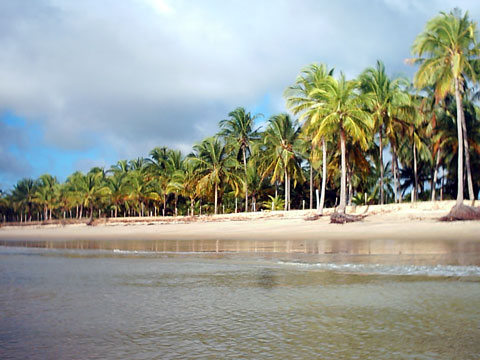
left=261, top=114, right=303, bottom=210
left=310, top=74, right=373, bottom=213
left=410, top=8, right=479, bottom=206
left=11, top=178, right=37, bottom=222
left=73, top=171, right=107, bottom=220
left=359, top=60, right=412, bottom=204
left=126, top=170, right=157, bottom=216
left=35, top=174, right=58, bottom=220
left=189, top=137, right=240, bottom=214
left=104, top=172, right=128, bottom=217
left=285, top=63, right=334, bottom=213
left=219, top=107, right=262, bottom=212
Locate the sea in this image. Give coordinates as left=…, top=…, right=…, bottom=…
left=1, top=243, right=479, bottom=359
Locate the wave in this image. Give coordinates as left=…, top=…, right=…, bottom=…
left=277, top=261, right=480, bottom=277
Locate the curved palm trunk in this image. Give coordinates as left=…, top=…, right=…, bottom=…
left=392, top=152, right=398, bottom=203
left=338, top=129, right=347, bottom=214
left=243, top=147, right=248, bottom=212
left=431, top=149, right=441, bottom=201
left=454, top=78, right=465, bottom=206
left=413, top=142, right=418, bottom=202
left=320, top=137, right=326, bottom=214
left=461, top=116, right=474, bottom=200
left=347, top=163, right=353, bottom=207
left=309, top=157, right=313, bottom=210
left=163, top=194, right=166, bottom=216
left=379, top=124, right=384, bottom=205
left=214, top=182, right=218, bottom=215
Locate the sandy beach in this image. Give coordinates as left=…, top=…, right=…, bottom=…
left=1, top=201, right=479, bottom=255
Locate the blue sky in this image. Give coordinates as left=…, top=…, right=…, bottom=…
left=1, top=0, right=480, bottom=190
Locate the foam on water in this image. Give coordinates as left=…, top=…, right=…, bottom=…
left=277, top=260, right=480, bottom=277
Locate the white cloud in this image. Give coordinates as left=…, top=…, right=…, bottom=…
left=0, top=0, right=479, bottom=167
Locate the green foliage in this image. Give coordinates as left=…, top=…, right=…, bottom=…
left=3, top=8, right=480, bottom=221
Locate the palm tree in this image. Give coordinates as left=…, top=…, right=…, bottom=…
left=72, top=171, right=106, bottom=220
left=104, top=172, right=128, bottom=217
left=189, top=137, right=239, bottom=214
left=35, top=174, right=58, bottom=220
left=219, top=107, right=262, bottom=212
left=126, top=170, right=157, bottom=216
left=285, top=63, right=334, bottom=213
left=359, top=60, right=412, bottom=204
left=410, top=8, right=479, bottom=206
left=261, top=114, right=303, bottom=210
left=11, top=178, right=37, bottom=222
left=310, top=74, right=373, bottom=213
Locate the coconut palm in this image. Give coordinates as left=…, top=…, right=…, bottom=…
left=359, top=60, right=412, bottom=204
left=310, top=74, right=373, bottom=213
left=72, top=171, right=107, bottom=220
left=189, top=137, right=240, bottom=214
left=34, top=174, right=58, bottom=220
left=104, top=172, right=128, bottom=217
left=126, top=170, right=157, bottom=216
left=261, top=113, right=304, bottom=210
left=219, top=107, right=262, bottom=212
left=410, top=8, right=480, bottom=206
left=11, top=178, right=37, bottom=222
left=285, top=63, right=334, bottom=213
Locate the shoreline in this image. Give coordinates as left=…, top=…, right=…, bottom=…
left=1, top=201, right=480, bottom=256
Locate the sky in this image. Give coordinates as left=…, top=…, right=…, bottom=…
left=1, top=0, right=480, bottom=191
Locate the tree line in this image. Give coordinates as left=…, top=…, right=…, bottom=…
left=1, top=8, right=479, bottom=223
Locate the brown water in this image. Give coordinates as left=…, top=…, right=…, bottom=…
left=1, top=237, right=479, bottom=256
left=1, top=246, right=479, bottom=359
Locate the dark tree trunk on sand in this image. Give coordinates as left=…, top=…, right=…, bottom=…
left=454, top=77, right=465, bottom=207
left=338, top=128, right=347, bottom=214
left=320, top=137, right=326, bottom=214
left=379, top=124, right=384, bottom=205
left=243, top=146, right=248, bottom=212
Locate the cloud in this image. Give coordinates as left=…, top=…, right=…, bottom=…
left=0, top=0, right=478, bottom=177
left=0, top=119, right=33, bottom=189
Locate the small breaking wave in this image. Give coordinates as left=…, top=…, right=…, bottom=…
left=277, top=261, right=480, bottom=277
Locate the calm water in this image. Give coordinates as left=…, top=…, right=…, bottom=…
left=1, top=246, right=480, bottom=359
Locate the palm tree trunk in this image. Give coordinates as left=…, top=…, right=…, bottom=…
left=214, top=182, right=218, bottom=214
left=461, top=116, right=474, bottom=200
left=284, top=169, right=288, bottom=211
left=413, top=142, right=418, bottom=202
left=287, top=175, right=292, bottom=211
left=163, top=194, right=166, bottom=216
left=454, top=77, right=465, bottom=206
left=243, top=147, right=248, bottom=212
left=175, top=193, right=178, bottom=216
left=320, top=137, right=326, bottom=214
left=309, top=154, right=313, bottom=209
left=431, top=149, right=441, bottom=201
left=115, top=204, right=118, bottom=218
left=379, top=125, right=384, bottom=205
left=392, top=153, right=398, bottom=203
left=347, top=163, right=353, bottom=206
left=338, top=128, right=347, bottom=214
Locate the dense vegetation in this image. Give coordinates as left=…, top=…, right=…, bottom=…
left=1, top=9, right=480, bottom=222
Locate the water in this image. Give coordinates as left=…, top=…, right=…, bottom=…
left=1, top=246, right=480, bottom=359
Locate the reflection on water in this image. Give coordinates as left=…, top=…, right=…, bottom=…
left=2, top=237, right=480, bottom=257
left=1, top=247, right=480, bottom=359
